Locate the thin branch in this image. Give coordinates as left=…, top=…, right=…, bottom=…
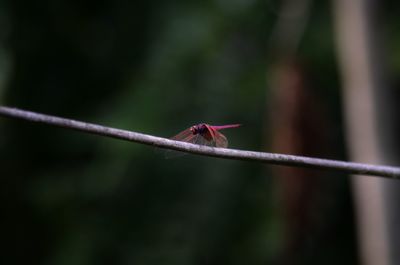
left=0, top=106, right=399, bottom=178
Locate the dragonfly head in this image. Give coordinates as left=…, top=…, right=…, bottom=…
left=190, top=125, right=200, bottom=135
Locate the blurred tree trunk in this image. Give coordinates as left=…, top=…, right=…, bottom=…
left=267, top=1, right=331, bottom=264
left=333, top=0, right=400, bottom=264
left=269, top=59, right=328, bottom=265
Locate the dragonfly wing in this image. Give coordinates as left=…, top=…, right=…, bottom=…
left=166, top=128, right=196, bottom=158
left=200, top=125, right=227, bottom=147
left=171, top=128, right=196, bottom=143
left=166, top=131, right=196, bottom=159
left=214, top=130, right=228, bottom=148
left=194, top=134, right=215, bottom=146
left=165, top=134, right=206, bottom=158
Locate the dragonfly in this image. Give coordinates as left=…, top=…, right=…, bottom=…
left=170, top=123, right=241, bottom=148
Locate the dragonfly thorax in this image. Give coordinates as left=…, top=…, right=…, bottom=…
left=190, top=123, right=208, bottom=135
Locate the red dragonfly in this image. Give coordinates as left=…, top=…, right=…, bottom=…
left=171, top=123, right=241, bottom=148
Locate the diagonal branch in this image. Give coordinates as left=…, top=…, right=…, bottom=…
left=0, top=106, right=399, bottom=178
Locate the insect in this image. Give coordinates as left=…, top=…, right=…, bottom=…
left=171, top=123, right=241, bottom=148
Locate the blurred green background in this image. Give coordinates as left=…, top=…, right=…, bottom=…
left=4, top=0, right=400, bottom=264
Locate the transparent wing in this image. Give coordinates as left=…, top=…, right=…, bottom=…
left=214, top=130, right=228, bottom=148
left=171, top=128, right=196, bottom=143
left=165, top=134, right=196, bottom=159
left=166, top=129, right=205, bottom=158
left=194, top=134, right=216, bottom=147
